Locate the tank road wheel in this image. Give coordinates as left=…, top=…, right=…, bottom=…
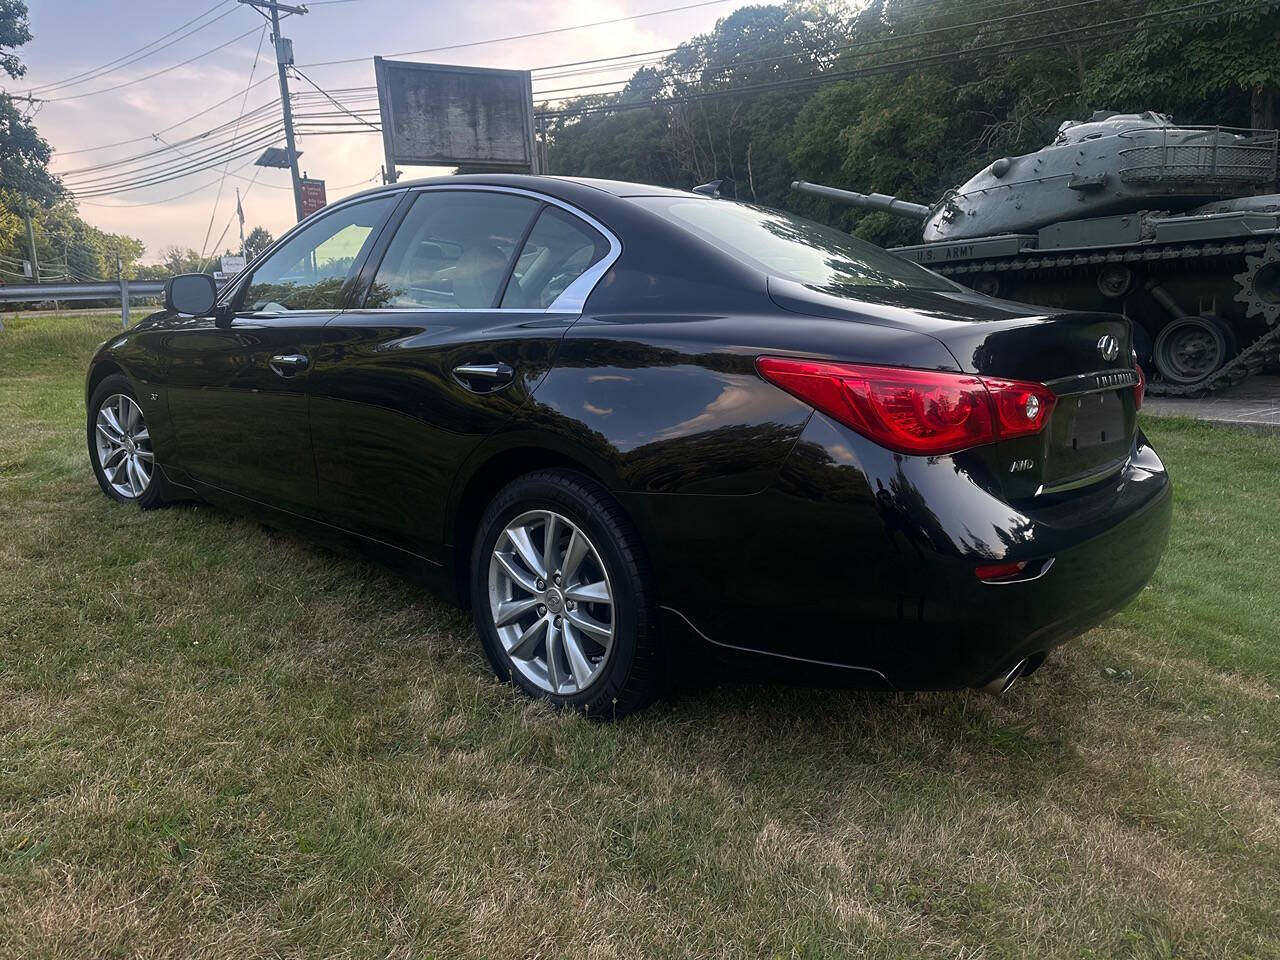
left=1097, top=264, right=1134, bottom=299
left=1152, top=316, right=1238, bottom=386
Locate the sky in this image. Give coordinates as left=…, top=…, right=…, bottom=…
left=13, top=0, right=740, bottom=263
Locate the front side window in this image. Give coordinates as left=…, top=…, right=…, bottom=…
left=638, top=197, right=954, bottom=295
left=239, top=195, right=396, bottom=313
left=501, top=207, right=609, bottom=309
left=366, top=191, right=540, bottom=309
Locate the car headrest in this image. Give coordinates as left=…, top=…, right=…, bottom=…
left=452, top=241, right=508, bottom=309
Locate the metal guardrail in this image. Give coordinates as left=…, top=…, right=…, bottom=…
left=0, top=278, right=225, bottom=327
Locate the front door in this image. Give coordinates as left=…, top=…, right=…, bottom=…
left=162, top=194, right=398, bottom=515
left=309, top=188, right=614, bottom=559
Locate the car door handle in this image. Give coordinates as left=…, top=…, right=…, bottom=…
left=452, top=362, right=514, bottom=389
left=269, top=353, right=309, bottom=377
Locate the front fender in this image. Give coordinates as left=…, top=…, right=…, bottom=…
left=85, top=323, right=177, bottom=472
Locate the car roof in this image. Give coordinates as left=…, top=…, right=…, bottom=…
left=340, top=173, right=699, bottom=207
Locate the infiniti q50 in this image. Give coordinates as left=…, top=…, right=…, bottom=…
left=85, top=175, right=1172, bottom=716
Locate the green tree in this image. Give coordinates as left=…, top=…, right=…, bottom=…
left=0, top=0, right=30, bottom=82
left=550, top=2, right=849, bottom=207
left=134, top=247, right=215, bottom=280
left=0, top=1, right=146, bottom=293
left=1085, top=2, right=1280, bottom=129
left=244, top=225, right=274, bottom=259
left=550, top=0, right=1271, bottom=248
left=0, top=0, right=60, bottom=206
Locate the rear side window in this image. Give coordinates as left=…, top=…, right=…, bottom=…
left=639, top=197, right=953, bottom=294
left=366, top=191, right=540, bottom=309
left=240, top=195, right=396, bottom=312
left=501, top=207, right=609, bottom=309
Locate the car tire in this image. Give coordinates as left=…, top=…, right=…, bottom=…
left=88, top=373, right=166, bottom=509
left=471, top=469, right=661, bottom=718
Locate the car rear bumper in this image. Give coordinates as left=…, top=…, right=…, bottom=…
left=628, top=414, right=1171, bottom=689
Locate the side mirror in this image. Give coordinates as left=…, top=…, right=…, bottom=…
left=165, top=273, right=218, bottom=316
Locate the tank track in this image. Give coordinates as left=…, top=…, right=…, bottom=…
left=933, top=237, right=1277, bottom=397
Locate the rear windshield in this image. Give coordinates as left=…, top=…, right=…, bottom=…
left=639, top=197, right=953, bottom=294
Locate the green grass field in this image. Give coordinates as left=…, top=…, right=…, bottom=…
left=2, top=312, right=1278, bottom=959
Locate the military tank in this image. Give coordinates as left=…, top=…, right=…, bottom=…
left=793, top=111, right=1280, bottom=395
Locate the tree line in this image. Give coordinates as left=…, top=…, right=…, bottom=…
left=546, top=0, right=1280, bottom=246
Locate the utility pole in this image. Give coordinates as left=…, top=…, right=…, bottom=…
left=238, top=0, right=307, bottom=221
left=23, top=201, right=40, bottom=281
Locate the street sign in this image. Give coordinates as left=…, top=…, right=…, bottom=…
left=373, top=58, right=538, bottom=179
left=220, top=254, right=247, bottom=275
left=299, top=178, right=327, bottom=217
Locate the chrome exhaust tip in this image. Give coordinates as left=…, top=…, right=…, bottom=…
left=980, top=658, right=1028, bottom=695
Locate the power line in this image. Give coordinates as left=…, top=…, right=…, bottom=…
left=63, top=117, right=283, bottom=191
left=526, top=0, right=1141, bottom=101
left=295, top=0, right=742, bottom=68
left=290, top=65, right=381, bottom=131
left=20, top=1, right=236, bottom=95
left=48, top=0, right=1261, bottom=212
left=201, top=25, right=270, bottom=260
left=51, top=77, right=277, bottom=156
left=40, top=24, right=264, bottom=102
left=44, top=0, right=998, bottom=160
left=74, top=156, right=266, bottom=208
left=69, top=126, right=285, bottom=197
left=56, top=98, right=281, bottom=177
left=535, top=0, right=1265, bottom=119
left=273, top=0, right=1123, bottom=105
left=293, top=0, right=1262, bottom=126
left=286, top=0, right=1139, bottom=115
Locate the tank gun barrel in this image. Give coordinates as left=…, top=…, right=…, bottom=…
left=791, top=180, right=931, bottom=221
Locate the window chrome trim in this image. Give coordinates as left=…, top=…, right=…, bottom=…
left=362, top=183, right=622, bottom=316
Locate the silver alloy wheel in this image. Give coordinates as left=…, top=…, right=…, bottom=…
left=488, top=509, right=615, bottom=695
left=94, top=393, right=153, bottom=499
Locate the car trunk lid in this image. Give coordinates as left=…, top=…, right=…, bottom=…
left=767, top=278, right=1140, bottom=498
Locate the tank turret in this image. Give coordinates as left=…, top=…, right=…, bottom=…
left=792, top=111, right=1280, bottom=395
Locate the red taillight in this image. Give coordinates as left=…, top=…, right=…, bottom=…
left=1134, top=362, right=1146, bottom=410
left=756, top=357, right=1056, bottom=456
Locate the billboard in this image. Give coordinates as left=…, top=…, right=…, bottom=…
left=373, top=58, right=537, bottom=177
left=299, top=178, right=327, bottom=217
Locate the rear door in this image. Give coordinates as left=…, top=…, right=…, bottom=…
left=309, top=187, right=614, bottom=559
left=162, top=194, right=398, bottom=515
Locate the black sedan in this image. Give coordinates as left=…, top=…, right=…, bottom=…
left=86, top=175, right=1172, bottom=716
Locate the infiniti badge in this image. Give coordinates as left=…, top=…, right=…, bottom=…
left=1097, top=334, right=1120, bottom=362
